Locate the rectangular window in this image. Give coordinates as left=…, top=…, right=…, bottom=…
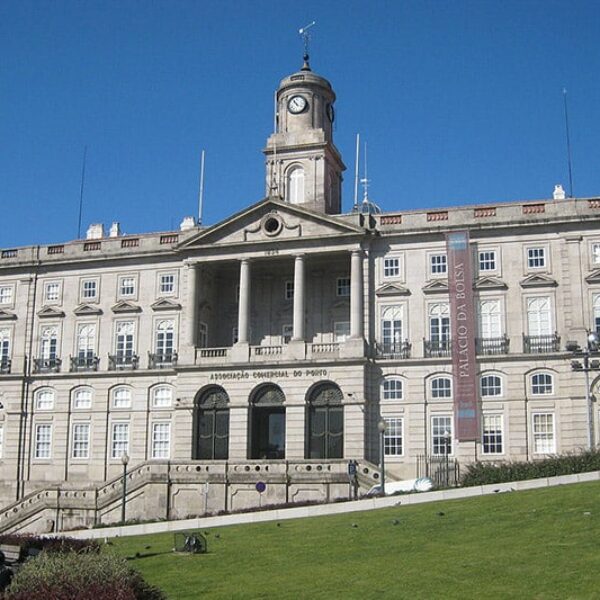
left=383, top=257, right=401, bottom=279
left=430, top=254, right=447, bottom=275
left=152, top=422, right=171, bottom=459
left=44, top=282, right=60, bottom=303
left=0, top=286, right=14, bottom=305
left=81, top=279, right=97, bottom=301
left=159, top=273, right=175, bottom=295
left=115, top=321, right=135, bottom=358
left=478, top=250, right=497, bottom=272
left=35, top=424, right=52, bottom=459
left=72, top=423, right=90, bottom=459
left=282, top=324, right=293, bottom=344
left=479, top=299, right=501, bottom=339
left=592, top=243, right=600, bottom=265
left=533, top=413, right=555, bottom=454
left=198, top=322, right=208, bottom=348
left=383, top=417, right=403, bottom=456
left=336, top=277, right=351, bottom=297
left=119, top=276, right=136, bottom=297
left=482, top=415, right=503, bottom=454
left=334, top=321, right=350, bottom=342
left=285, top=280, right=294, bottom=300
left=431, top=416, right=453, bottom=456
left=527, top=247, right=546, bottom=269
left=0, top=329, right=11, bottom=365
left=111, top=423, right=129, bottom=459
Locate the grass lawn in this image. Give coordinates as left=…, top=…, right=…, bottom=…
left=111, top=482, right=600, bottom=599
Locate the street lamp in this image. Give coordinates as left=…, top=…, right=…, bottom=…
left=121, top=452, right=129, bottom=524
left=569, top=331, right=599, bottom=449
left=377, top=419, right=387, bottom=496
left=443, top=430, right=451, bottom=487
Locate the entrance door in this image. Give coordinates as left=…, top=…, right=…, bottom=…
left=249, top=384, right=286, bottom=459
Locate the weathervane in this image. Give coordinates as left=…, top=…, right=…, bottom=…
left=298, top=21, right=316, bottom=68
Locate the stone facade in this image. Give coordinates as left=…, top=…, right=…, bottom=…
left=0, top=58, right=599, bottom=531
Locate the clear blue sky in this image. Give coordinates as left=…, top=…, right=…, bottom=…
left=1, top=0, right=599, bottom=248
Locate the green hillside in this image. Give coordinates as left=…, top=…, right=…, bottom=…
left=111, top=482, right=600, bottom=599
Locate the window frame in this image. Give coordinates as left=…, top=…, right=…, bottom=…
left=152, top=385, right=173, bottom=408
left=117, top=274, right=138, bottom=300
left=35, top=388, right=55, bottom=411
left=0, top=284, right=15, bottom=307
left=157, top=271, right=177, bottom=297
left=336, top=276, right=351, bottom=297
left=526, top=246, right=547, bottom=270
left=430, top=376, right=452, bottom=399
left=80, top=278, right=99, bottom=303
left=284, top=280, right=294, bottom=301
left=532, top=412, right=556, bottom=454
left=151, top=422, right=171, bottom=459
left=112, top=386, right=132, bottom=409
left=71, top=422, right=90, bottom=459
left=428, top=252, right=448, bottom=277
left=478, top=249, right=498, bottom=274
left=43, top=281, right=62, bottom=304
left=530, top=372, right=554, bottom=396
left=381, top=377, right=403, bottom=401
left=383, top=417, right=404, bottom=456
left=34, top=423, right=52, bottom=459
left=72, top=387, right=92, bottom=410
left=431, top=415, right=453, bottom=456
left=382, top=254, right=403, bottom=280
left=110, top=422, right=130, bottom=460
left=480, top=374, right=503, bottom=398
left=482, top=414, right=504, bottom=455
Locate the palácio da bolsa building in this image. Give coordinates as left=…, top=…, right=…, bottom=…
left=0, top=54, right=599, bottom=533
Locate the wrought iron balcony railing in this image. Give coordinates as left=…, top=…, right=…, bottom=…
left=70, top=355, right=100, bottom=372
left=376, top=341, right=412, bottom=359
left=33, top=357, right=61, bottom=373
left=476, top=335, right=510, bottom=356
left=148, top=352, right=178, bottom=369
left=423, top=339, right=452, bottom=358
left=108, top=353, right=139, bottom=371
left=523, top=333, right=561, bottom=354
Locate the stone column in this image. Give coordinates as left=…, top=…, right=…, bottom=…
left=237, top=259, right=251, bottom=344
left=292, top=255, right=305, bottom=341
left=186, top=263, right=199, bottom=347
left=350, top=250, right=363, bottom=338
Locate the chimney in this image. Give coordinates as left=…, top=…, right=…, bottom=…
left=86, top=224, right=104, bottom=239
left=109, top=222, right=121, bottom=237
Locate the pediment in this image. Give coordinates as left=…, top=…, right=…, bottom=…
left=585, top=269, right=600, bottom=284
left=375, top=283, right=411, bottom=297
left=520, top=274, right=558, bottom=288
left=474, top=276, right=508, bottom=290
left=111, top=300, right=142, bottom=314
left=151, top=298, right=182, bottom=311
left=37, top=306, right=65, bottom=318
left=179, top=198, right=363, bottom=249
left=73, top=304, right=103, bottom=316
left=422, top=280, right=449, bottom=294
left=0, top=309, right=16, bottom=321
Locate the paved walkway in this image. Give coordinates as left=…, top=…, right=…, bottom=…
left=59, top=470, right=600, bottom=540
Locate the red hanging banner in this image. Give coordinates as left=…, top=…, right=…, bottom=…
left=446, top=231, right=480, bottom=441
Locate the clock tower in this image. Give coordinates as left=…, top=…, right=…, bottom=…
left=264, top=56, right=346, bottom=215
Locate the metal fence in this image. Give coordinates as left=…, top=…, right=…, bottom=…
left=416, top=455, right=460, bottom=488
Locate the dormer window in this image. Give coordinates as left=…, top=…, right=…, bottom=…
left=287, top=166, right=305, bottom=204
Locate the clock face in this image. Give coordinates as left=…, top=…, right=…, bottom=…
left=288, top=95, right=308, bottom=114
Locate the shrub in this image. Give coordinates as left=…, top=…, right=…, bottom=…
left=3, top=551, right=165, bottom=600
left=461, top=447, right=600, bottom=487
left=0, top=534, right=99, bottom=555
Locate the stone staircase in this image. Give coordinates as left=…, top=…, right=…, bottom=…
left=0, top=458, right=386, bottom=535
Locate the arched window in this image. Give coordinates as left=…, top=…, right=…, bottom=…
left=155, top=320, right=174, bottom=357
left=194, top=386, right=230, bottom=460
left=382, top=377, right=403, bottom=401
left=527, top=297, right=552, bottom=336
left=35, top=388, right=54, bottom=411
left=428, top=304, right=450, bottom=356
left=112, top=386, right=132, bottom=408
left=152, top=385, right=173, bottom=408
left=306, top=383, right=343, bottom=459
left=531, top=373, right=554, bottom=395
left=72, top=387, right=92, bottom=409
left=480, top=375, right=502, bottom=397
left=249, top=384, right=286, bottom=459
left=287, top=166, right=305, bottom=204
left=431, top=377, right=452, bottom=399
left=594, top=295, right=600, bottom=334
left=479, top=300, right=501, bottom=339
